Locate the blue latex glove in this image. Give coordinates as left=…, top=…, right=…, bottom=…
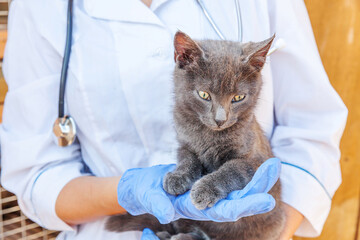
left=117, top=164, right=177, bottom=224
left=172, top=158, right=281, bottom=222
left=141, top=228, right=160, bottom=240
left=118, top=158, right=280, bottom=225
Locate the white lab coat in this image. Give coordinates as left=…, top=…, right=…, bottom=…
left=0, top=0, right=347, bottom=239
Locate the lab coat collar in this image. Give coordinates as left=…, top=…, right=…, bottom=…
left=84, top=0, right=167, bottom=26
left=150, top=0, right=169, bottom=12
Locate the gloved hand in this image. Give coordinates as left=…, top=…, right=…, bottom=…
left=172, top=158, right=281, bottom=222
left=118, top=158, right=280, bottom=225
left=117, top=164, right=177, bottom=224
left=141, top=228, right=160, bottom=240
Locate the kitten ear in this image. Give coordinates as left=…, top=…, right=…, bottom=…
left=244, top=34, right=275, bottom=70
left=174, top=31, right=205, bottom=69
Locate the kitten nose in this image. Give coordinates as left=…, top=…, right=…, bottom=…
left=214, top=106, right=227, bottom=127
left=215, top=119, right=226, bottom=127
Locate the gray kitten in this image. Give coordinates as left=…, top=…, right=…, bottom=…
left=106, top=31, right=285, bottom=240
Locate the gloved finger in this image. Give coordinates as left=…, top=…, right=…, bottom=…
left=141, top=228, right=160, bottom=240
left=144, top=190, right=176, bottom=224
left=172, top=191, right=208, bottom=221
left=227, top=158, right=281, bottom=200
left=207, top=193, right=276, bottom=222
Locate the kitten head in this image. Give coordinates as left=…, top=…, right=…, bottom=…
left=173, top=31, right=274, bottom=131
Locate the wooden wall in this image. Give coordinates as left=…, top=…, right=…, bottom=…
left=295, top=1, right=360, bottom=240
left=0, top=1, right=359, bottom=239
left=0, top=30, right=7, bottom=122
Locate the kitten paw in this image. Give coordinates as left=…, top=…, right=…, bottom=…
left=190, top=179, right=226, bottom=210
left=163, top=172, right=193, bottom=195
left=156, top=231, right=172, bottom=240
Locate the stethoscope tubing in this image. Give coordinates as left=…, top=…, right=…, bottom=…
left=234, top=0, right=243, bottom=42
left=196, top=0, right=226, bottom=40
left=58, top=0, right=73, bottom=118
left=196, top=0, right=243, bottom=42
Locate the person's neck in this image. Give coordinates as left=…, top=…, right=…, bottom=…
left=141, top=0, right=152, bottom=8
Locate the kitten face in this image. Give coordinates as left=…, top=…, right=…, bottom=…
left=192, top=79, right=254, bottom=131
left=173, top=31, right=274, bottom=131
left=183, top=64, right=260, bottom=131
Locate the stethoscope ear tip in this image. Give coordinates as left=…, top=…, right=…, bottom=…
left=274, top=38, right=286, bottom=50
left=267, top=38, right=286, bottom=56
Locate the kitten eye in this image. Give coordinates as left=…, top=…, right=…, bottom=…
left=198, top=91, right=211, bottom=101
left=232, top=94, right=246, bottom=102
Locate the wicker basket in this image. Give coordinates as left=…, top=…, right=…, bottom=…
left=0, top=185, right=59, bottom=240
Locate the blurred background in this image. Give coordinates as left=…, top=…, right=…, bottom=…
left=0, top=0, right=359, bottom=239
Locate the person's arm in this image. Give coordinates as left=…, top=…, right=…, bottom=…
left=279, top=203, right=304, bottom=240
left=268, top=0, right=347, bottom=237
left=55, top=176, right=125, bottom=225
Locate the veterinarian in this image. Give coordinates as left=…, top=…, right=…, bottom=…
left=0, top=0, right=347, bottom=239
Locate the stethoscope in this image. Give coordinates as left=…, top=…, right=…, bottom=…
left=53, top=0, right=75, bottom=147
left=53, top=0, right=285, bottom=147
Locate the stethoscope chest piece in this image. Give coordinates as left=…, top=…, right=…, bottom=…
left=53, top=115, right=77, bottom=147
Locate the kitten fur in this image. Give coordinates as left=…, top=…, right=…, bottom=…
left=106, top=31, right=285, bottom=240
